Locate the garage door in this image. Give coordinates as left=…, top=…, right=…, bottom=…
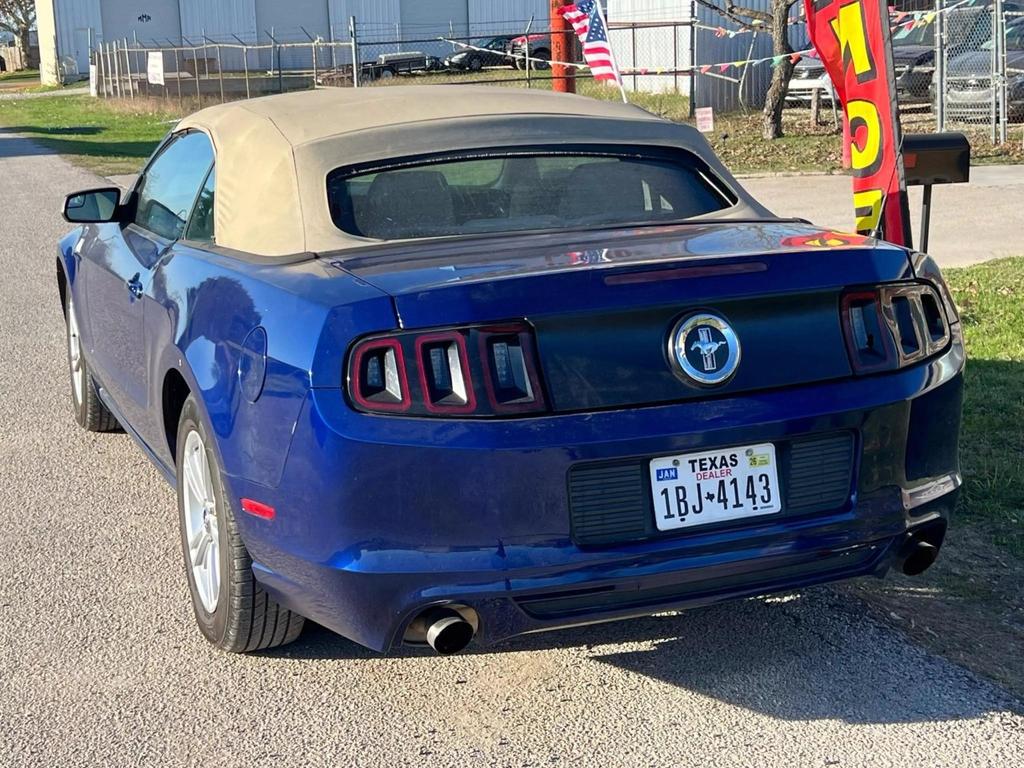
left=400, top=0, right=467, bottom=57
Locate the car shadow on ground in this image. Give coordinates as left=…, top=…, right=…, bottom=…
left=261, top=586, right=1021, bottom=723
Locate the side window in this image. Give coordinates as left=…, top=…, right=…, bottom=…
left=185, top=166, right=215, bottom=243
left=134, top=131, right=214, bottom=240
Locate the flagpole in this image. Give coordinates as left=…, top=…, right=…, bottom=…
left=592, top=0, right=628, bottom=103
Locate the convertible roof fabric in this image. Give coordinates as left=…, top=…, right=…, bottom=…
left=176, top=86, right=772, bottom=257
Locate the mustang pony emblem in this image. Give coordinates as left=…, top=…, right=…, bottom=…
left=671, top=313, right=741, bottom=386
left=690, top=327, right=726, bottom=371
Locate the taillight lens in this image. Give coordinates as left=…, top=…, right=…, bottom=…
left=346, top=322, right=547, bottom=417
left=841, top=282, right=951, bottom=374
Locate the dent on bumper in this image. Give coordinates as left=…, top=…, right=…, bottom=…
left=231, top=339, right=964, bottom=652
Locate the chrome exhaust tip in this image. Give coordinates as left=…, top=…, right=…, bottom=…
left=422, top=607, right=475, bottom=655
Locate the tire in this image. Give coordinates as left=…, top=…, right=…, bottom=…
left=176, top=395, right=304, bottom=652
left=65, top=291, right=119, bottom=432
left=532, top=49, right=551, bottom=70
left=468, top=55, right=483, bottom=72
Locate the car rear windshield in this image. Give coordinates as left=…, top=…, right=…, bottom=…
left=326, top=149, right=735, bottom=241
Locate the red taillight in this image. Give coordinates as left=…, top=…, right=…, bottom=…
left=840, top=282, right=951, bottom=375
left=346, top=322, right=547, bottom=417
left=415, top=331, right=477, bottom=415
left=350, top=337, right=411, bottom=413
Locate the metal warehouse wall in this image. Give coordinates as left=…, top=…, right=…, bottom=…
left=255, top=0, right=330, bottom=68
left=51, top=0, right=102, bottom=75
left=468, top=0, right=550, bottom=34
left=101, top=0, right=182, bottom=47
left=609, top=0, right=693, bottom=96
left=694, top=0, right=773, bottom=112
left=179, top=0, right=256, bottom=43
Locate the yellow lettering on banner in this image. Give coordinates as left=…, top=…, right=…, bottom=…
left=847, top=99, right=883, bottom=177
left=829, top=1, right=877, bottom=84
left=853, top=189, right=884, bottom=231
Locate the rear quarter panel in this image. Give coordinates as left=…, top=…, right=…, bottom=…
left=144, top=244, right=395, bottom=487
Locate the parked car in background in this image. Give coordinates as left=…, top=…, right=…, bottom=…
left=937, top=18, right=1024, bottom=122
left=508, top=33, right=551, bottom=69
left=56, top=87, right=963, bottom=657
left=786, top=30, right=948, bottom=107
left=785, top=56, right=837, bottom=106
left=445, top=35, right=517, bottom=71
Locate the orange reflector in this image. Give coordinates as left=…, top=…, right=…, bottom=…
left=241, top=498, right=275, bottom=519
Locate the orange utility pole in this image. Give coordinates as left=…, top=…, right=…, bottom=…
left=550, top=0, right=575, bottom=93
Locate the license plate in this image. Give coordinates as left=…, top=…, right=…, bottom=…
left=649, top=443, right=781, bottom=531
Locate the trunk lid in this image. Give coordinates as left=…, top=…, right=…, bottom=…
left=330, top=222, right=913, bottom=412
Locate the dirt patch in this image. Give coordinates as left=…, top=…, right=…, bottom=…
left=843, top=522, right=1024, bottom=699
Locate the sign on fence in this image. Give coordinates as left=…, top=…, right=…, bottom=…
left=89, top=64, right=97, bottom=97
left=147, top=52, right=164, bottom=86
left=695, top=107, right=714, bottom=134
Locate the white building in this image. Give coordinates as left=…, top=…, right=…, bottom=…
left=35, top=0, right=551, bottom=84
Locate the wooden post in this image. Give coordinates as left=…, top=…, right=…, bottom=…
left=550, top=0, right=575, bottom=93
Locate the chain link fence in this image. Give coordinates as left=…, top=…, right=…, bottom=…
left=86, top=4, right=1023, bottom=146
left=930, top=0, right=1023, bottom=142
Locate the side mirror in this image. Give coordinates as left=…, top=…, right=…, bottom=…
left=63, top=187, right=122, bottom=224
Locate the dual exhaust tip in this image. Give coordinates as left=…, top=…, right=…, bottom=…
left=407, top=606, right=477, bottom=655
left=408, top=523, right=947, bottom=653
left=899, top=521, right=946, bottom=576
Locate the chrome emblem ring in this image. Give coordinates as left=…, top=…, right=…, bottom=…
left=669, top=312, right=741, bottom=386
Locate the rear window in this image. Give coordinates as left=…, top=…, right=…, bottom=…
left=326, top=149, right=735, bottom=241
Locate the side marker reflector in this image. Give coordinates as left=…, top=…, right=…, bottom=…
left=241, top=498, right=275, bottom=519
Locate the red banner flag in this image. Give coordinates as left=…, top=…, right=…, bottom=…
left=804, top=0, right=912, bottom=245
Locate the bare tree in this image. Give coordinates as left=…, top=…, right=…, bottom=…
left=0, top=0, right=35, bottom=69
left=696, top=0, right=800, bottom=140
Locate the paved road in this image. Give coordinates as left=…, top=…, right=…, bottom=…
left=1, top=132, right=1022, bottom=768
left=744, top=166, right=1024, bottom=268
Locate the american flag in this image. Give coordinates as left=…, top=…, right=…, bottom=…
left=558, top=0, right=623, bottom=85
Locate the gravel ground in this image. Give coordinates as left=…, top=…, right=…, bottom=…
left=1, top=131, right=1022, bottom=768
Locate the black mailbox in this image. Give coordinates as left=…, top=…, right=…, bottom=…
left=899, top=132, right=970, bottom=252
left=902, top=132, right=971, bottom=186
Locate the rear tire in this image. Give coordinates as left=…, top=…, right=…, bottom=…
left=65, top=291, right=119, bottom=432
left=176, top=395, right=304, bottom=652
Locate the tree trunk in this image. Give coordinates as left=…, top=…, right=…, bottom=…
left=15, top=25, right=31, bottom=70
left=760, top=1, right=796, bottom=140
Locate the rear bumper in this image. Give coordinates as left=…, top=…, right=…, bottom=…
left=228, top=333, right=964, bottom=652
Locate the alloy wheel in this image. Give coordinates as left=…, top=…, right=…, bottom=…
left=182, top=430, right=220, bottom=613
left=67, top=294, right=85, bottom=406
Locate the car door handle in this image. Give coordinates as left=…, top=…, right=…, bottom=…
left=126, top=273, right=143, bottom=300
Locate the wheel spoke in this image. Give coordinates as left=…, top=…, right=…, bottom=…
left=188, top=528, right=205, bottom=555
left=185, top=461, right=205, bottom=507
left=192, top=531, right=211, bottom=567
left=207, top=540, right=220, bottom=600
left=199, top=446, right=214, bottom=505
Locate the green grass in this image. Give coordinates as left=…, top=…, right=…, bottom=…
left=945, top=257, right=1024, bottom=556
left=0, top=68, right=39, bottom=84
left=0, top=94, right=175, bottom=174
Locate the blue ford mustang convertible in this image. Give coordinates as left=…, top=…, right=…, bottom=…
left=57, top=87, right=963, bottom=655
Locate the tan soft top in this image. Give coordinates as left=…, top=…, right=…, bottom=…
left=176, top=86, right=770, bottom=258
